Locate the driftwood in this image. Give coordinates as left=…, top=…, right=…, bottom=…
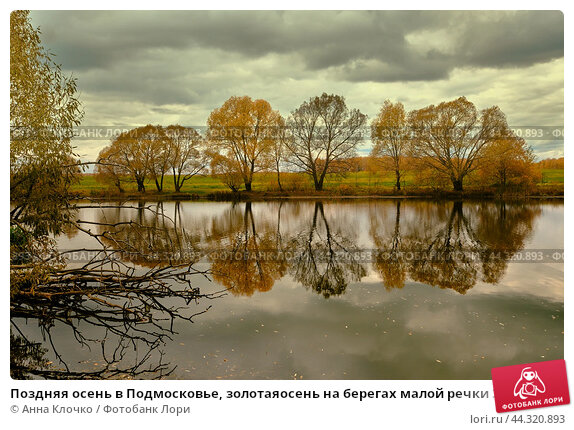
left=10, top=202, right=224, bottom=380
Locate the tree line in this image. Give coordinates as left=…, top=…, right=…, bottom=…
left=537, top=157, right=563, bottom=170
left=96, top=125, right=206, bottom=193
left=96, top=94, right=540, bottom=193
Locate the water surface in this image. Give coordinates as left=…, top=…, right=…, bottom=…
left=12, top=199, right=564, bottom=379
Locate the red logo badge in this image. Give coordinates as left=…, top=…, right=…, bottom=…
left=491, top=360, right=570, bottom=413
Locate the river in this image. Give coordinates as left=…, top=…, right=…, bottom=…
left=12, top=199, right=564, bottom=379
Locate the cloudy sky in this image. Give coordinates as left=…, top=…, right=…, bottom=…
left=29, top=10, right=564, bottom=161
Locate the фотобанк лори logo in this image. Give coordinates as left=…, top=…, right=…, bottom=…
left=491, top=360, right=570, bottom=413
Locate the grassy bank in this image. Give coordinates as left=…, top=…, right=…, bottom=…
left=71, top=169, right=564, bottom=201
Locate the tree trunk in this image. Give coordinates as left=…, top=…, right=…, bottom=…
left=452, top=179, right=463, bottom=192
left=395, top=170, right=401, bottom=190
left=154, top=178, right=162, bottom=192
left=173, top=170, right=182, bottom=193
left=245, top=161, right=255, bottom=192
left=276, top=170, right=283, bottom=192
left=174, top=174, right=182, bottom=193
left=316, top=168, right=327, bottom=191
left=114, top=179, right=124, bottom=193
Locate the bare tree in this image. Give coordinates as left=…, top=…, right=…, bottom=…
left=146, top=126, right=171, bottom=192
left=166, top=125, right=206, bottom=192
left=285, top=93, right=367, bottom=191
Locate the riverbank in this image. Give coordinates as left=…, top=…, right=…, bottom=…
left=72, top=185, right=564, bottom=202
left=72, top=170, right=563, bottom=201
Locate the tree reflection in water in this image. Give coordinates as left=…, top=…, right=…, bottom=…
left=12, top=199, right=545, bottom=378
left=287, top=202, right=367, bottom=298
left=205, top=201, right=367, bottom=298
left=97, top=201, right=202, bottom=267
left=111, top=199, right=541, bottom=298
left=370, top=200, right=541, bottom=293
left=370, top=201, right=407, bottom=290
left=209, top=202, right=287, bottom=296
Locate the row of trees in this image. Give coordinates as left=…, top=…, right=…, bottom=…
left=370, top=98, right=537, bottom=191
left=96, top=125, right=206, bottom=193
left=97, top=94, right=538, bottom=193
left=537, top=157, right=564, bottom=169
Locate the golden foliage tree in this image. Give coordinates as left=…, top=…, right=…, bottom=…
left=10, top=10, right=83, bottom=235
left=94, top=145, right=126, bottom=193
left=207, top=96, right=283, bottom=191
left=408, top=96, right=510, bottom=192
left=537, top=157, right=563, bottom=170
left=370, top=100, right=410, bottom=190
left=208, top=152, right=244, bottom=192
left=96, top=125, right=164, bottom=192
left=479, top=136, right=540, bottom=190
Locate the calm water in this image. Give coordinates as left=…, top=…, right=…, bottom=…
left=12, top=199, right=564, bottom=379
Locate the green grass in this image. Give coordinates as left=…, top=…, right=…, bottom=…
left=541, top=169, right=564, bottom=184
left=71, top=174, right=228, bottom=196
left=72, top=168, right=564, bottom=199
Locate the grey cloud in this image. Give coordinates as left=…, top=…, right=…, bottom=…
left=26, top=10, right=563, bottom=159
left=31, top=10, right=563, bottom=83
left=454, top=11, right=564, bottom=69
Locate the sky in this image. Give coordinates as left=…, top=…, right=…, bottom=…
left=29, top=10, right=564, bottom=162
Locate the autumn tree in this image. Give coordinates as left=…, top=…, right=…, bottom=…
left=370, top=100, right=410, bottom=190
left=166, top=125, right=206, bottom=192
left=11, top=9, right=83, bottom=306
left=408, top=96, right=510, bottom=191
left=285, top=93, right=367, bottom=191
left=207, top=96, right=283, bottom=191
left=209, top=152, right=243, bottom=192
left=479, top=136, right=539, bottom=189
left=94, top=145, right=125, bottom=192
left=10, top=10, right=83, bottom=236
left=537, top=157, right=563, bottom=170
left=10, top=12, right=214, bottom=379
left=97, top=125, right=163, bottom=192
